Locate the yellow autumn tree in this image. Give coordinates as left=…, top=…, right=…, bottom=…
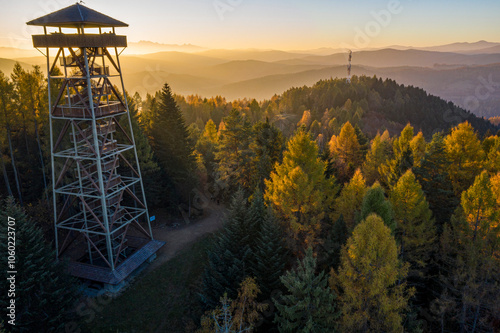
left=444, top=122, right=484, bottom=195
left=362, top=132, right=392, bottom=185
left=335, top=214, right=413, bottom=332
left=265, top=129, right=335, bottom=248
left=389, top=170, right=436, bottom=276
left=410, top=131, right=426, bottom=167
left=331, top=169, right=367, bottom=232
left=329, top=121, right=362, bottom=182
left=461, top=170, right=498, bottom=238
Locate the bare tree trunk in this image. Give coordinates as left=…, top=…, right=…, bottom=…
left=6, top=124, right=22, bottom=205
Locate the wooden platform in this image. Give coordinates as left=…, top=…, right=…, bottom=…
left=33, top=34, right=127, bottom=48
left=67, top=239, right=165, bottom=285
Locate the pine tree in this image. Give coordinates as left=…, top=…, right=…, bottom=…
left=331, top=169, right=367, bottom=232
left=148, top=83, right=197, bottom=201
left=359, top=182, right=395, bottom=231
left=336, top=214, right=414, bottom=333
left=444, top=121, right=484, bottom=195
left=389, top=170, right=436, bottom=277
left=265, top=129, right=335, bottom=249
left=0, top=197, right=77, bottom=332
left=273, top=247, right=339, bottom=333
left=200, top=190, right=253, bottom=309
left=413, top=133, right=459, bottom=233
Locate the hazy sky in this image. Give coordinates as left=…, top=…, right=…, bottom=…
left=1, top=0, right=499, bottom=50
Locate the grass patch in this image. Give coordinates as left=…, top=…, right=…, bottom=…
left=86, top=236, right=213, bottom=333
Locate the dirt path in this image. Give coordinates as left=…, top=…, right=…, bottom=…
left=146, top=202, right=226, bottom=272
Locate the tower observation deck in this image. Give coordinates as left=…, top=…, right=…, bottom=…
left=28, top=3, right=164, bottom=287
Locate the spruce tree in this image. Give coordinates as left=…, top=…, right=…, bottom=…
left=359, top=182, right=395, bottom=231
left=148, top=83, right=196, bottom=201
left=273, top=248, right=339, bottom=333
left=0, top=197, right=77, bottom=332
left=200, top=190, right=253, bottom=310
left=413, top=133, right=458, bottom=233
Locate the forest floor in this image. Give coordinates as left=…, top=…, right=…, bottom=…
left=86, top=201, right=226, bottom=333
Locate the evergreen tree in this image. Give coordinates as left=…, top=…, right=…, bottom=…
left=0, top=197, right=77, bottom=332
left=200, top=190, right=253, bottom=309
left=359, top=182, right=395, bottom=231
left=335, top=214, right=414, bottom=333
left=331, top=169, right=367, bottom=232
left=273, top=248, right=339, bottom=333
left=444, top=121, right=484, bottom=196
left=413, top=133, right=458, bottom=233
left=265, top=129, right=335, bottom=249
left=148, top=83, right=196, bottom=201
left=435, top=172, right=500, bottom=333
left=252, top=210, right=288, bottom=299
left=215, top=109, right=254, bottom=197
left=389, top=170, right=436, bottom=277
left=249, top=119, right=284, bottom=190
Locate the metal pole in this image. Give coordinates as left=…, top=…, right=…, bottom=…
left=45, top=26, right=59, bottom=259
left=84, top=45, right=115, bottom=270
left=114, top=46, right=153, bottom=240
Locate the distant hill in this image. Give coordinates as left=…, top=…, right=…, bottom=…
left=0, top=58, right=36, bottom=75
left=267, top=76, right=498, bottom=139
left=126, top=41, right=205, bottom=54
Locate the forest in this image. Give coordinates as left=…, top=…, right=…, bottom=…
left=0, top=62, right=499, bottom=332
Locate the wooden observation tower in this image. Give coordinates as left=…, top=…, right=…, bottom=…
left=27, top=3, right=163, bottom=288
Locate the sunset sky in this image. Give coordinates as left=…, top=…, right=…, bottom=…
left=1, top=0, right=499, bottom=50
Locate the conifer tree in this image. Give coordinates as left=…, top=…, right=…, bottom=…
left=389, top=170, right=436, bottom=277
left=0, top=197, right=77, bottom=332
left=362, top=132, right=391, bottom=185
left=273, top=248, right=339, bottom=333
left=329, top=121, right=362, bottom=183
left=359, top=182, right=395, bottom=231
left=444, top=121, right=484, bottom=195
left=252, top=210, right=288, bottom=299
left=265, top=129, right=335, bottom=249
left=148, top=83, right=196, bottom=200
left=413, top=133, right=458, bottom=233
left=249, top=119, right=284, bottom=190
left=331, top=168, right=367, bottom=232
left=410, top=131, right=426, bottom=167
left=379, top=124, right=415, bottom=188
left=200, top=190, right=253, bottom=309
left=435, top=172, right=500, bottom=332
left=336, top=214, right=413, bottom=333
left=215, top=109, right=253, bottom=197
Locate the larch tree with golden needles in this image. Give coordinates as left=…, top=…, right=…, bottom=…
left=265, top=128, right=335, bottom=249
left=335, top=214, right=414, bottom=333
left=331, top=168, right=367, bottom=233
left=435, top=170, right=500, bottom=332
left=329, top=121, right=362, bottom=183
left=444, top=121, right=484, bottom=196
left=389, top=170, right=436, bottom=277
left=362, top=132, right=392, bottom=185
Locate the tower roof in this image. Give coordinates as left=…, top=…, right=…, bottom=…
left=26, top=3, right=128, bottom=28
